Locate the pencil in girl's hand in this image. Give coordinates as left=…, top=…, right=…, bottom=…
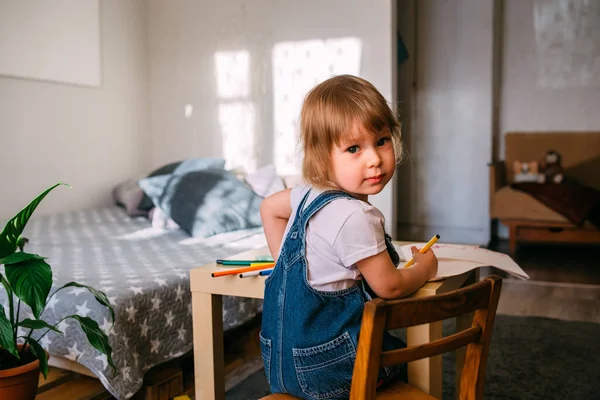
left=402, top=234, right=440, bottom=269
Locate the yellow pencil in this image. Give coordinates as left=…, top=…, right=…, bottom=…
left=402, top=234, right=440, bottom=269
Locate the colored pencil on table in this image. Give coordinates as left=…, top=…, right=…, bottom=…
left=211, top=263, right=274, bottom=277
left=239, top=270, right=262, bottom=278
left=216, top=260, right=255, bottom=266
left=239, top=269, right=274, bottom=278
left=216, top=258, right=274, bottom=265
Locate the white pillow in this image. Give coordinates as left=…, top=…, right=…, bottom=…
left=149, top=207, right=180, bottom=230
left=244, top=164, right=286, bottom=198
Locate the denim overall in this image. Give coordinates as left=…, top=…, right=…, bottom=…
left=260, top=190, right=407, bottom=400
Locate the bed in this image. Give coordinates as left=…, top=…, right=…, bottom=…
left=0, top=205, right=268, bottom=399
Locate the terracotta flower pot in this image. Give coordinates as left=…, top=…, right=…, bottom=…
left=0, top=345, right=49, bottom=400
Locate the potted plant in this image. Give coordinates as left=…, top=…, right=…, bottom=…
left=0, top=183, right=116, bottom=400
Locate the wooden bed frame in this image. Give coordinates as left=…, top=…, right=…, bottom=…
left=42, top=314, right=264, bottom=399
left=490, top=132, right=600, bottom=255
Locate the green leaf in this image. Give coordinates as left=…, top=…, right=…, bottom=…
left=0, top=182, right=70, bottom=259
left=55, top=282, right=114, bottom=323
left=68, top=315, right=116, bottom=375
left=5, top=257, right=52, bottom=319
left=18, top=318, right=62, bottom=334
left=0, top=304, right=18, bottom=358
left=1, top=252, right=45, bottom=266
left=0, top=273, right=13, bottom=319
left=25, top=338, right=48, bottom=379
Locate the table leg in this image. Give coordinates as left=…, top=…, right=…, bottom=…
left=407, top=321, right=443, bottom=398
left=192, top=292, right=224, bottom=400
left=455, top=270, right=478, bottom=398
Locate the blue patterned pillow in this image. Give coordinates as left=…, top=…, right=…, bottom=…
left=138, top=157, right=226, bottom=211
left=138, top=168, right=263, bottom=238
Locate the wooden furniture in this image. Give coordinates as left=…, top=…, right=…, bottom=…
left=37, top=367, right=112, bottom=400
left=259, top=276, right=502, bottom=400
left=349, top=275, right=502, bottom=399
left=37, top=361, right=184, bottom=400
left=190, top=244, right=478, bottom=400
left=489, top=132, right=600, bottom=255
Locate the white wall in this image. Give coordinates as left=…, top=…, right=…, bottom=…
left=396, top=0, right=600, bottom=245
left=396, top=0, right=495, bottom=245
left=148, top=0, right=398, bottom=234
left=499, top=0, right=600, bottom=156
left=0, top=0, right=149, bottom=222
left=0, top=0, right=101, bottom=87
left=495, top=0, right=600, bottom=239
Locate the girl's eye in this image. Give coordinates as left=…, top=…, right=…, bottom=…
left=377, top=137, right=390, bottom=146
left=347, top=146, right=359, bottom=154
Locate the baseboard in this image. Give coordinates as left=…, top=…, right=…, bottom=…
left=396, top=224, right=489, bottom=245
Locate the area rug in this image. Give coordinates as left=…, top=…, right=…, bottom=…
left=225, top=315, right=600, bottom=399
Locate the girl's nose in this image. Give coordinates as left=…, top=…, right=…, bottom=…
left=367, top=149, right=382, bottom=167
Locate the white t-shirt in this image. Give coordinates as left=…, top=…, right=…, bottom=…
left=280, top=185, right=387, bottom=291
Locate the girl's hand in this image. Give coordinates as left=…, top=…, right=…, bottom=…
left=356, top=246, right=439, bottom=299
left=410, top=246, right=438, bottom=281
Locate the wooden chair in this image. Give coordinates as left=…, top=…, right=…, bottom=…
left=260, top=275, right=502, bottom=400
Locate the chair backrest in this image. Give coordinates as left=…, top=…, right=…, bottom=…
left=350, top=275, right=503, bottom=400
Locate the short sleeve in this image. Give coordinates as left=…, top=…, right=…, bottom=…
left=290, top=185, right=310, bottom=211
left=333, top=206, right=387, bottom=267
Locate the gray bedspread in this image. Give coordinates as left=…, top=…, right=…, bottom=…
left=0, top=206, right=267, bottom=399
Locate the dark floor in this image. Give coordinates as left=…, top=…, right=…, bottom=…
left=485, top=239, right=600, bottom=285
left=482, top=239, right=600, bottom=324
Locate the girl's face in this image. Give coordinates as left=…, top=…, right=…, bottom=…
left=329, top=121, right=395, bottom=202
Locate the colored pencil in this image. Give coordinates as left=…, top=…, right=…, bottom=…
left=239, top=270, right=262, bottom=278
left=402, top=234, right=440, bottom=269
left=216, top=258, right=273, bottom=266
left=211, top=263, right=275, bottom=277
left=239, top=269, right=274, bottom=278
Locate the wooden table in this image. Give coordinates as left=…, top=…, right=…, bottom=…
left=190, top=243, right=476, bottom=400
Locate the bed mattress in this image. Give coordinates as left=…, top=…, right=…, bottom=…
left=0, top=206, right=267, bottom=399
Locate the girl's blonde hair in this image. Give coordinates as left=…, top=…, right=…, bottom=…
left=299, top=74, right=403, bottom=188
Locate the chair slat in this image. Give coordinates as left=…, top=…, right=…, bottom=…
left=384, top=280, right=492, bottom=330
left=381, top=326, right=482, bottom=366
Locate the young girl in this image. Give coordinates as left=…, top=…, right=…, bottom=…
left=259, top=74, right=438, bottom=400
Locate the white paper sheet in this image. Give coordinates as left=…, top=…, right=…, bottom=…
left=394, top=243, right=530, bottom=281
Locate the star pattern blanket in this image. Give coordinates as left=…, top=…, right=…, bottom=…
left=0, top=207, right=267, bottom=399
